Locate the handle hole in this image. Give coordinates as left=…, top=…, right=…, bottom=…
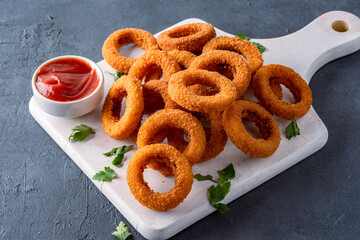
left=332, top=20, right=350, bottom=32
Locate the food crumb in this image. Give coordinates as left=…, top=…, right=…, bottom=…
left=38, top=232, right=41, bottom=235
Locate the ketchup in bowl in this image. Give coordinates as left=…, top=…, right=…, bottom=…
left=35, top=58, right=100, bottom=102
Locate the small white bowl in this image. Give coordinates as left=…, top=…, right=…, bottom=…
left=32, top=55, right=104, bottom=118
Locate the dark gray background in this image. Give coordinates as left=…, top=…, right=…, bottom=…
left=1, top=0, right=359, bottom=239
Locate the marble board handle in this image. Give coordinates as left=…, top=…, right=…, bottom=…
left=256, top=11, right=360, bottom=83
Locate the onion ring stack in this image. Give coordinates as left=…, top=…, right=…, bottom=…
left=100, top=24, right=313, bottom=211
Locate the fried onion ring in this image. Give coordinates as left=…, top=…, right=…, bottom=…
left=187, top=84, right=218, bottom=96
left=168, top=111, right=228, bottom=162
left=101, top=76, right=144, bottom=140
left=222, top=100, right=280, bottom=158
left=127, top=144, right=193, bottom=211
left=157, top=23, right=216, bottom=52
left=202, top=36, right=263, bottom=75
left=189, top=50, right=251, bottom=98
left=128, top=50, right=181, bottom=82
left=252, top=64, right=312, bottom=120
left=143, top=80, right=180, bottom=113
left=270, top=80, right=283, bottom=100
left=102, top=28, right=159, bottom=74
left=167, top=50, right=196, bottom=69
left=129, top=80, right=180, bottom=143
left=168, top=69, right=237, bottom=112
left=137, top=109, right=206, bottom=165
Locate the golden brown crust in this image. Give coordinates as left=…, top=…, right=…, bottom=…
left=126, top=144, right=193, bottom=211
left=137, top=109, right=206, bottom=165
left=129, top=80, right=181, bottom=144
left=167, top=50, right=196, bottom=69
left=168, top=69, right=237, bottom=112
left=189, top=50, right=251, bottom=98
left=168, top=111, right=228, bottom=162
left=102, top=28, right=159, bottom=74
left=143, top=80, right=180, bottom=114
left=157, top=23, right=216, bottom=52
left=222, top=100, right=280, bottom=158
left=252, top=64, right=312, bottom=120
left=128, top=50, right=181, bottom=82
left=202, top=36, right=263, bottom=75
left=101, top=76, right=144, bottom=140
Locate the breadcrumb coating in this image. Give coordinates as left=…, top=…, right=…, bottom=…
left=252, top=64, right=312, bottom=120
left=189, top=50, right=251, bottom=98
left=167, top=50, right=196, bottom=69
left=128, top=50, right=181, bottom=82
left=168, top=69, right=237, bottom=112
left=101, top=76, right=144, bottom=140
left=223, top=100, right=280, bottom=158
left=127, top=144, right=193, bottom=211
left=137, top=109, right=206, bottom=165
left=203, top=36, right=263, bottom=75
left=102, top=28, right=159, bottom=74
left=157, top=23, right=216, bottom=52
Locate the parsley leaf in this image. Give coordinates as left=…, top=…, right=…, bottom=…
left=108, top=71, right=125, bottom=81
left=104, top=145, right=133, bottom=167
left=235, top=33, right=266, bottom=53
left=252, top=42, right=266, bottom=53
left=92, top=167, right=117, bottom=182
left=194, top=173, right=217, bottom=183
left=218, top=163, right=235, bottom=184
left=112, top=221, right=131, bottom=240
left=68, top=124, right=95, bottom=142
left=208, top=182, right=231, bottom=214
left=208, top=181, right=231, bottom=205
left=212, top=202, right=229, bottom=214
left=235, top=33, right=250, bottom=41
left=195, top=163, right=236, bottom=214
left=286, top=116, right=300, bottom=140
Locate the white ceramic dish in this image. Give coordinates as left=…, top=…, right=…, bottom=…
left=29, top=11, right=360, bottom=240
left=32, top=55, right=104, bottom=118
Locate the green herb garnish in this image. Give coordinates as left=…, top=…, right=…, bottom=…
left=235, top=33, right=266, bottom=53
left=218, top=163, right=235, bottom=184
left=235, top=33, right=250, bottom=41
left=194, top=163, right=236, bottom=214
left=208, top=181, right=231, bottom=214
left=108, top=70, right=125, bottom=81
left=68, top=124, right=95, bottom=142
left=286, top=116, right=300, bottom=140
left=104, top=145, right=133, bottom=167
left=112, top=221, right=131, bottom=240
left=92, top=166, right=117, bottom=182
left=194, top=174, right=217, bottom=183
left=252, top=42, right=266, bottom=53
left=212, top=203, right=229, bottom=214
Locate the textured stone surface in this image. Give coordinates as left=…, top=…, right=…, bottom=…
left=0, top=0, right=359, bottom=239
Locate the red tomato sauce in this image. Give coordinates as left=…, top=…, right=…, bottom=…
left=35, top=58, right=99, bottom=102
